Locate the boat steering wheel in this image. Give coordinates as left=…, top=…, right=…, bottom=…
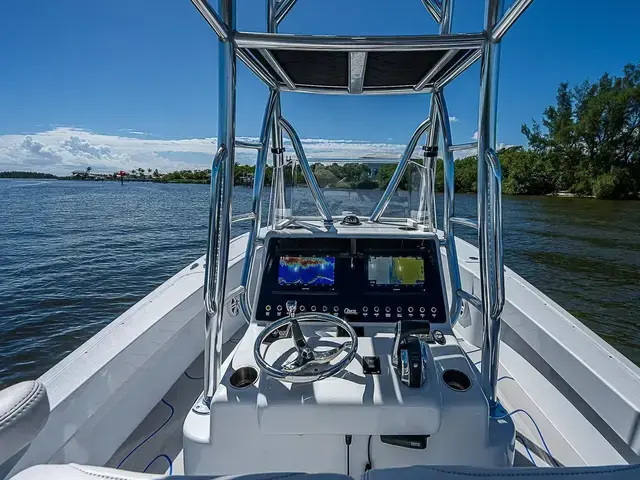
left=254, top=301, right=358, bottom=383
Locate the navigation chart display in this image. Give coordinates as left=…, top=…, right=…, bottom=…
left=278, top=256, right=335, bottom=288
left=368, top=256, right=425, bottom=288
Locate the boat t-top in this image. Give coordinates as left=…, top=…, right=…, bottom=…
left=2, top=0, right=640, bottom=479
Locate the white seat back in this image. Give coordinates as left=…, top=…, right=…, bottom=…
left=0, top=381, right=49, bottom=478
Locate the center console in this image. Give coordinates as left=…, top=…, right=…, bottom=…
left=255, top=236, right=448, bottom=324
left=183, top=227, right=515, bottom=476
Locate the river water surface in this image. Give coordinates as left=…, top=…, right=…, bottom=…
left=1, top=179, right=639, bottom=387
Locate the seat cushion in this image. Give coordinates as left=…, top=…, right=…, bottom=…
left=10, top=464, right=163, bottom=479
left=10, top=464, right=350, bottom=480
left=362, top=464, right=640, bottom=480
left=0, top=381, right=49, bottom=466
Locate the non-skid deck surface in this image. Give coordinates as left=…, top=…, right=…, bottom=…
left=457, top=335, right=560, bottom=467
left=106, top=327, right=245, bottom=475
left=105, top=354, right=204, bottom=474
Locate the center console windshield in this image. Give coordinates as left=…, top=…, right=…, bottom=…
left=255, top=236, right=447, bottom=323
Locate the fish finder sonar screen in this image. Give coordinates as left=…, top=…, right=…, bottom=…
left=277, top=256, right=335, bottom=287
left=368, top=256, right=424, bottom=288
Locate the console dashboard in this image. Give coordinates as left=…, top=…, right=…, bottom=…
left=255, top=235, right=448, bottom=323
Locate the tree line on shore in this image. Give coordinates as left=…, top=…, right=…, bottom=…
left=116, top=62, right=640, bottom=200
left=3, top=64, right=637, bottom=199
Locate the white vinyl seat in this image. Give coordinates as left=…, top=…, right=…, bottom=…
left=0, top=381, right=50, bottom=478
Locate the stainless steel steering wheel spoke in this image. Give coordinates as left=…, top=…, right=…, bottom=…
left=289, top=319, right=308, bottom=351
left=311, top=342, right=352, bottom=362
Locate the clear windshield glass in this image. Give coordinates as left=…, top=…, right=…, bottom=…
left=282, top=157, right=428, bottom=220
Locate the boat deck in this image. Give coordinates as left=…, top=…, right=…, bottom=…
left=106, top=326, right=246, bottom=475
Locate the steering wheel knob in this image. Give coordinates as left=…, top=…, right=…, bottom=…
left=286, top=300, right=298, bottom=317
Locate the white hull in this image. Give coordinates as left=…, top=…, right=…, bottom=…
left=9, top=233, right=640, bottom=476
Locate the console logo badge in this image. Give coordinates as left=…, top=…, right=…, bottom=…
left=344, top=308, right=358, bottom=315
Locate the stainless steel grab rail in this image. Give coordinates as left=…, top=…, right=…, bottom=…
left=457, top=289, right=483, bottom=311
left=201, top=143, right=230, bottom=413
left=204, top=144, right=228, bottom=318
left=485, top=148, right=505, bottom=318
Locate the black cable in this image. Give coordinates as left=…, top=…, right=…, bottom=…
left=365, top=435, right=373, bottom=472
left=345, top=435, right=352, bottom=476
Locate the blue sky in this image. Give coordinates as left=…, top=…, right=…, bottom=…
left=0, top=0, right=638, bottom=174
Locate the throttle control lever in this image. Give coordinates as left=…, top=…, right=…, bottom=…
left=392, top=320, right=431, bottom=388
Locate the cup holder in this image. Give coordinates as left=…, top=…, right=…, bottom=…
left=442, top=369, right=471, bottom=392
left=230, top=366, right=258, bottom=389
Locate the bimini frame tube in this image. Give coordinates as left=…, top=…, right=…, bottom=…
left=478, top=0, right=505, bottom=413
left=238, top=89, right=278, bottom=323
left=198, top=0, right=236, bottom=413
left=190, top=0, right=228, bottom=41
left=369, top=118, right=431, bottom=222
left=266, top=1, right=287, bottom=228
left=279, top=117, right=333, bottom=225
left=417, top=0, right=454, bottom=231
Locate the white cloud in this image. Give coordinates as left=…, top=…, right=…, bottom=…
left=472, top=131, right=478, bottom=140
left=449, top=116, right=459, bottom=123
left=0, top=126, right=522, bottom=174
left=20, top=136, right=62, bottom=162
left=0, top=126, right=413, bottom=175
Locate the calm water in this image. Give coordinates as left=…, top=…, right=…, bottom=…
left=1, top=179, right=639, bottom=387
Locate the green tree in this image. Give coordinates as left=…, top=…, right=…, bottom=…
left=522, top=63, right=640, bottom=198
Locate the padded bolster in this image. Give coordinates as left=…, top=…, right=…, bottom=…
left=362, top=464, right=640, bottom=479
left=0, top=380, right=50, bottom=466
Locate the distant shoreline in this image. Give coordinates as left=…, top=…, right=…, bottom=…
left=0, top=170, right=634, bottom=200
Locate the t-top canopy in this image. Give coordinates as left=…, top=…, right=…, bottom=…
left=235, top=32, right=484, bottom=94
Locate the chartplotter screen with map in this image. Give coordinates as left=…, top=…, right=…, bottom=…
left=277, top=256, right=335, bottom=287
left=368, top=256, right=425, bottom=288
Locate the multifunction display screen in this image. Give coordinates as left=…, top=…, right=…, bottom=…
left=277, top=256, right=335, bottom=287
left=256, top=237, right=447, bottom=323
left=367, top=256, right=425, bottom=289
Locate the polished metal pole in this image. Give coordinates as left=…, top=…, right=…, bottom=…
left=419, top=94, right=439, bottom=231
left=239, top=90, right=277, bottom=322
left=200, top=0, right=236, bottom=412
left=478, top=0, right=504, bottom=413
left=267, top=0, right=287, bottom=228
left=492, top=0, right=534, bottom=42
left=434, top=91, right=462, bottom=325
left=190, top=0, right=229, bottom=41
left=417, top=0, right=454, bottom=230
left=234, top=32, right=485, bottom=51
